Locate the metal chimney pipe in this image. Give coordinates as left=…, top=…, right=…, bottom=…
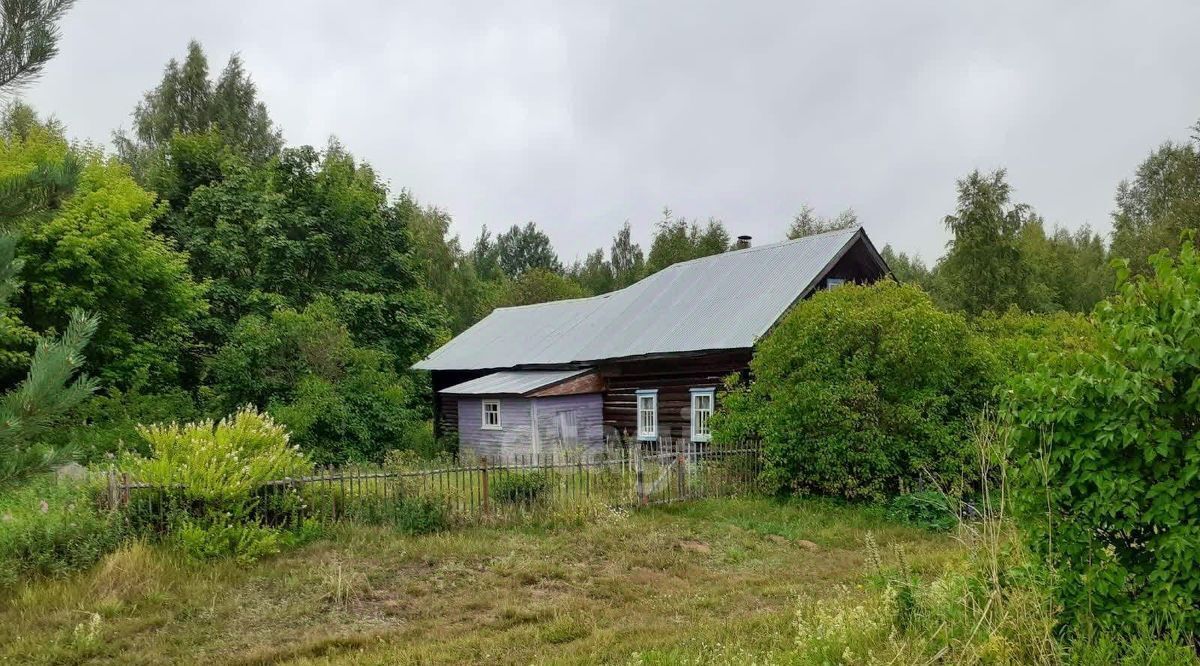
left=735, top=235, right=752, bottom=250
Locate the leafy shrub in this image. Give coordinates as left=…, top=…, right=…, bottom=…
left=126, top=407, right=309, bottom=502
left=170, top=519, right=282, bottom=565
left=970, top=308, right=1096, bottom=387
left=46, top=387, right=202, bottom=463
left=210, top=298, right=431, bottom=465
left=121, top=408, right=310, bottom=561
left=886, top=491, right=957, bottom=532
left=392, top=496, right=446, bottom=534
left=713, top=281, right=994, bottom=500
left=490, top=471, right=554, bottom=505
left=0, top=476, right=125, bottom=588
left=1009, top=243, right=1200, bottom=635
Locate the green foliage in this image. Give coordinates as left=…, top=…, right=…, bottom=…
left=169, top=518, right=283, bottom=564
left=390, top=496, right=447, bottom=534
left=610, top=221, right=645, bottom=289
left=0, top=236, right=35, bottom=379
left=1008, top=242, right=1200, bottom=634
left=18, top=157, right=206, bottom=390
left=0, top=308, right=97, bottom=487
left=880, top=243, right=936, bottom=293
left=125, top=407, right=309, bottom=502
left=569, top=248, right=613, bottom=295
left=149, top=134, right=444, bottom=367
left=45, top=387, right=202, bottom=462
left=645, top=208, right=731, bottom=275
left=1019, top=218, right=1113, bottom=313
left=1111, top=135, right=1200, bottom=276
left=714, top=281, right=993, bottom=500
left=886, top=491, right=957, bottom=532
left=495, top=268, right=588, bottom=308
left=0, top=475, right=124, bottom=588
left=490, top=222, right=562, bottom=277
left=404, top=193, right=486, bottom=333
left=122, top=408, right=309, bottom=562
left=490, top=471, right=554, bottom=505
left=0, top=101, right=78, bottom=221
left=567, top=222, right=648, bottom=297
left=113, top=40, right=282, bottom=175
left=210, top=299, right=429, bottom=464
left=786, top=203, right=858, bottom=239
left=938, top=169, right=1035, bottom=315
left=971, top=308, right=1097, bottom=387
left=0, top=0, right=76, bottom=92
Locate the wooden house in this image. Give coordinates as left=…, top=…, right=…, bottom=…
left=413, top=226, right=889, bottom=459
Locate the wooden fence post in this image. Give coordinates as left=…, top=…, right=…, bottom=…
left=635, top=445, right=646, bottom=507
left=480, top=457, right=490, bottom=516
left=106, top=470, right=117, bottom=511
left=120, top=472, right=130, bottom=509
left=676, top=452, right=686, bottom=500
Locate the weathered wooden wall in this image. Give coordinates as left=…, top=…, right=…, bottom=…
left=599, top=349, right=752, bottom=440
left=431, top=369, right=491, bottom=439
left=822, top=238, right=887, bottom=286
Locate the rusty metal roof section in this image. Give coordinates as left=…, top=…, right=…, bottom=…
left=439, top=369, right=591, bottom=395
left=415, top=226, right=873, bottom=371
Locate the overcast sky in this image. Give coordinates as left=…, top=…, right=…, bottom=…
left=21, top=1, right=1200, bottom=264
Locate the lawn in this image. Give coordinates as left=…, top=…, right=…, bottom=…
left=0, top=498, right=962, bottom=665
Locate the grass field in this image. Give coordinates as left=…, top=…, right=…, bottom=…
left=0, top=498, right=961, bottom=665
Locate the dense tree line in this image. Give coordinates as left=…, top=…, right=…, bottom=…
left=3, top=28, right=1200, bottom=477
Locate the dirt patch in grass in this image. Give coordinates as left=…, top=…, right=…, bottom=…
left=0, top=497, right=961, bottom=665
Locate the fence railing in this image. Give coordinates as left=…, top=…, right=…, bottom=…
left=106, top=439, right=765, bottom=528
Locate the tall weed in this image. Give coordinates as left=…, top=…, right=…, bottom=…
left=0, top=475, right=124, bottom=589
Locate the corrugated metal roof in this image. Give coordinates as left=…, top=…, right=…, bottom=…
left=414, top=226, right=872, bottom=371
left=440, top=369, right=589, bottom=395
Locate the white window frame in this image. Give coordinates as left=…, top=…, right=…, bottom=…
left=691, top=388, right=715, bottom=442
left=636, top=389, right=658, bottom=441
left=826, top=277, right=846, bottom=289
left=481, top=399, right=502, bottom=430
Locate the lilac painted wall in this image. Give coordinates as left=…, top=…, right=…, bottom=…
left=457, top=393, right=604, bottom=460
left=532, top=394, right=606, bottom=456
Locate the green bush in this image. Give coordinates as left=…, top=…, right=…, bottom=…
left=1009, top=242, right=1200, bottom=634
left=490, top=471, right=554, bottom=505
left=0, top=476, right=125, bottom=588
left=121, top=407, right=310, bottom=561
left=392, top=496, right=446, bottom=534
left=714, top=281, right=994, bottom=500
left=46, top=387, right=203, bottom=463
left=210, top=298, right=431, bottom=465
left=886, top=491, right=957, bottom=532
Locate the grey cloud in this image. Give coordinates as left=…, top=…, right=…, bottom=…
left=23, top=0, right=1200, bottom=264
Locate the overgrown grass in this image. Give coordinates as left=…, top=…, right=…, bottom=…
left=0, top=497, right=958, bottom=664
left=5, top=494, right=1186, bottom=664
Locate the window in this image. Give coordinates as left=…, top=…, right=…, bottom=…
left=481, top=399, right=501, bottom=429
left=636, top=389, right=658, bottom=440
left=691, top=388, right=715, bottom=441
left=556, top=410, right=578, bottom=445
left=826, top=277, right=846, bottom=289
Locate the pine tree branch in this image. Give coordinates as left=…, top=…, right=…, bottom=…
left=0, top=0, right=76, bottom=93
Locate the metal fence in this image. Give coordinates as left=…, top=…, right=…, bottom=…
left=107, top=439, right=765, bottom=528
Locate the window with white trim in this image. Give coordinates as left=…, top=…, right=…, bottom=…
left=826, top=277, right=846, bottom=289
left=691, top=388, right=715, bottom=441
left=481, top=399, right=502, bottom=429
left=636, top=389, right=658, bottom=440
